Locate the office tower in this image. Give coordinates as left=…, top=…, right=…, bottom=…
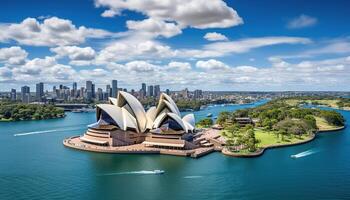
left=154, top=85, right=160, bottom=97
left=142, top=83, right=146, bottom=97
left=92, top=84, right=95, bottom=98
left=10, top=89, right=16, bottom=101
left=166, top=89, right=170, bottom=95
left=147, top=85, right=154, bottom=97
left=194, top=89, right=203, bottom=99
left=21, top=86, right=30, bottom=103
left=86, top=81, right=93, bottom=100
left=97, top=88, right=103, bottom=101
left=72, top=82, right=77, bottom=97
left=182, top=88, right=189, bottom=99
left=112, top=80, right=118, bottom=97
left=106, top=84, right=111, bottom=97
left=36, top=82, right=44, bottom=102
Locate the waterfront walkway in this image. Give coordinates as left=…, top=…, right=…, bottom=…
left=64, top=136, right=216, bottom=158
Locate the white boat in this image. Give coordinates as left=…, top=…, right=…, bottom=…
left=153, top=170, right=165, bottom=174
left=206, top=113, right=213, bottom=117
left=290, top=155, right=297, bottom=158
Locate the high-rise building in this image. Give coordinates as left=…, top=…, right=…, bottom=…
left=21, top=86, right=30, bottom=103
left=92, top=83, right=95, bottom=98
left=147, top=85, right=154, bottom=97
left=194, top=89, right=203, bottom=99
left=142, top=83, right=146, bottom=97
left=10, top=89, right=16, bottom=101
left=106, top=84, right=111, bottom=97
left=97, top=88, right=103, bottom=101
left=86, top=81, right=93, bottom=100
left=72, top=82, right=77, bottom=97
left=154, top=85, right=160, bottom=97
left=182, top=88, right=189, bottom=99
left=36, top=82, right=44, bottom=102
left=112, top=80, right=118, bottom=97
left=165, top=89, right=170, bottom=95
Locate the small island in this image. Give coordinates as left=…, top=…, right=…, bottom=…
left=0, top=102, right=65, bottom=122
left=203, top=98, right=346, bottom=157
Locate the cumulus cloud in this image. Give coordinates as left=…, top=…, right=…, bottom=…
left=50, top=46, right=96, bottom=66
left=204, top=32, right=228, bottom=41
left=127, top=18, right=182, bottom=38
left=166, top=61, right=191, bottom=71
left=196, top=59, right=230, bottom=70
left=0, top=46, right=28, bottom=65
left=125, top=60, right=158, bottom=73
left=0, top=17, right=113, bottom=46
left=95, top=0, right=243, bottom=37
left=287, top=14, right=318, bottom=29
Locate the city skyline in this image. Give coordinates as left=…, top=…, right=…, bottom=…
left=0, top=0, right=350, bottom=91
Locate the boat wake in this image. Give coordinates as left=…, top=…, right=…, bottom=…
left=183, top=176, right=203, bottom=179
left=291, top=149, right=320, bottom=159
left=14, top=127, right=85, bottom=136
left=100, top=170, right=164, bottom=176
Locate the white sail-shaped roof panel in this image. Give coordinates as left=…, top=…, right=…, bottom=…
left=96, top=104, right=125, bottom=130
left=117, top=91, right=147, bottom=132
left=182, top=114, right=195, bottom=127
left=108, top=97, right=118, bottom=105
left=152, top=112, right=188, bottom=133
left=146, top=106, right=157, bottom=129
left=122, top=107, right=139, bottom=132
left=160, top=93, right=180, bottom=116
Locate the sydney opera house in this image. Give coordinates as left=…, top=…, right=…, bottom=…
left=75, top=91, right=197, bottom=150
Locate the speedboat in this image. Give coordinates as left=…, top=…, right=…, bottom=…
left=153, top=170, right=165, bottom=174
left=206, top=113, right=213, bottom=117
left=290, top=155, right=297, bottom=159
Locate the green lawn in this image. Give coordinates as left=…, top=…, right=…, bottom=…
left=315, top=116, right=340, bottom=131
left=255, top=129, right=312, bottom=148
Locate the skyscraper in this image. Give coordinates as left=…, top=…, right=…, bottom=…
left=21, top=86, right=30, bottom=103
left=92, top=83, right=95, bottom=98
left=112, top=80, right=118, bottom=97
left=142, top=83, right=146, bottom=97
left=147, top=85, right=154, bottom=97
left=86, top=81, right=93, bottom=101
left=36, top=82, right=44, bottom=102
left=10, top=89, right=16, bottom=101
left=154, top=85, right=160, bottom=97
left=72, top=82, right=77, bottom=97
left=106, top=84, right=111, bottom=97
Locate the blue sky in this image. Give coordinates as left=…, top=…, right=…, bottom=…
left=0, top=0, right=349, bottom=91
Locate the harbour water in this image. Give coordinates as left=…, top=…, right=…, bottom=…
left=1, top=100, right=350, bottom=200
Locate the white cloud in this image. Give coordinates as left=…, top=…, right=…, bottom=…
left=95, top=0, right=243, bottom=29
left=196, top=59, right=230, bottom=70
left=0, top=17, right=113, bottom=46
left=0, top=46, right=28, bottom=65
left=127, top=18, right=182, bottom=38
left=125, top=60, right=158, bottom=73
left=287, top=14, right=318, bottom=29
left=204, top=37, right=311, bottom=55
left=50, top=46, right=96, bottom=66
left=204, top=32, right=228, bottom=41
left=166, top=61, right=191, bottom=71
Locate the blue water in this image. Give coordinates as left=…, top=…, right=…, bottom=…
left=1, top=100, right=350, bottom=200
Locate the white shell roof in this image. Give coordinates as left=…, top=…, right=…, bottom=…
left=117, top=91, right=147, bottom=132
left=95, top=91, right=195, bottom=134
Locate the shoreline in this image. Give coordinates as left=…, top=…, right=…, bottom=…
left=0, top=115, right=65, bottom=122
left=63, top=126, right=345, bottom=159
left=222, top=125, right=345, bottom=158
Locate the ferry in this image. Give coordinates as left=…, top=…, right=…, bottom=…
left=153, top=170, right=165, bottom=174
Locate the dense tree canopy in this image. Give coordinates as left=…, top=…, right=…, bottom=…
left=0, top=102, right=65, bottom=121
